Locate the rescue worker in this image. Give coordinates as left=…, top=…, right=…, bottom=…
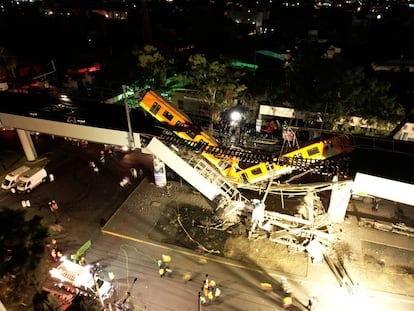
left=50, top=239, right=58, bottom=249
left=182, top=271, right=193, bottom=283
left=99, top=150, right=105, bottom=164
left=90, top=262, right=102, bottom=275
left=49, top=200, right=59, bottom=224
left=202, top=274, right=209, bottom=297
left=49, top=200, right=58, bottom=212
left=282, top=295, right=293, bottom=308
left=49, top=238, right=62, bottom=261
left=207, top=280, right=219, bottom=303
left=158, top=254, right=172, bottom=278
left=207, top=280, right=216, bottom=303
left=89, top=161, right=99, bottom=173
left=306, top=297, right=313, bottom=310
left=130, top=168, right=138, bottom=179
left=280, top=276, right=294, bottom=308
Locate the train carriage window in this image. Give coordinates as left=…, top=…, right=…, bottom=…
left=218, top=159, right=231, bottom=170
left=186, top=130, right=196, bottom=139
left=240, top=173, right=249, bottom=182
left=306, top=147, right=320, bottom=157
left=175, top=121, right=184, bottom=128
left=149, top=102, right=161, bottom=115
left=162, top=110, right=174, bottom=121
left=250, top=167, right=263, bottom=176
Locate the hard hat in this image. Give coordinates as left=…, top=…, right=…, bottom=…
left=209, top=280, right=216, bottom=287
left=162, top=254, right=171, bottom=263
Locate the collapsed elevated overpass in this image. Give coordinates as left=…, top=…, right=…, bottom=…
left=0, top=112, right=146, bottom=161
left=0, top=90, right=161, bottom=161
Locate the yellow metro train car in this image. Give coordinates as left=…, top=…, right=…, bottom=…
left=282, top=134, right=353, bottom=160
left=140, top=90, right=213, bottom=143
left=235, top=135, right=353, bottom=184
left=139, top=89, right=239, bottom=176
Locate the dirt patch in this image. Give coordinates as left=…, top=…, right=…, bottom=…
left=148, top=188, right=308, bottom=277
left=224, top=236, right=308, bottom=276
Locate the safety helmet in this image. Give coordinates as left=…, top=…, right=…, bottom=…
left=162, top=254, right=171, bottom=263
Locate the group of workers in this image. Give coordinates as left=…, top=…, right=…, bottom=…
left=156, top=256, right=222, bottom=305
left=48, top=239, right=63, bottom=262
left=200, top=274, right=221, bottom=305
left=156, top=256, right=317, bottom=309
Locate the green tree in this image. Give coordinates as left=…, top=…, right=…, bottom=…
left=273, top=43, right=330, bottom=111
left=66, top=293, right=102, bottom=311
left=32, top=290, right=62, bottom=311
left=274, top=44, right=403, bottom=128
left=185, top=54, right=247, bottom=130
left=132, top=45, right=174, bottom=90
left=335, top=67, right=403, bottom=122
left=0, top=208, right=49, bottom=308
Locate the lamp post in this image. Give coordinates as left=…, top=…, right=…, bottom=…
left=320, top=102, right=328, bottom=136
left=93, top=272, right=105, bottom=309
left=230, top=110, right=242, bottom=146
left=122, top=85, right=135, bottom=150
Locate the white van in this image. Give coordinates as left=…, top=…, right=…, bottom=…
left=16, top=166, right=48, bottom=193
left=1, top=165, right=31, bottom=191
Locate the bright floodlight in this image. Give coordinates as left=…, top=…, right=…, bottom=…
left=120, top=145, right=130, bottom=152
left=230, top=111, right=242, bottom=122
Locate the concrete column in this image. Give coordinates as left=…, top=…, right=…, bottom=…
left=328, top=177, right=353, bottom=223
left=16, top=129, right=38, bottom=161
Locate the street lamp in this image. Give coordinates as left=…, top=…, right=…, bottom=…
left=229, top=110, right=243, bottom=146
left=122, top=85, right=135, bottom=150
left=230, top=110, right=242, bottom=124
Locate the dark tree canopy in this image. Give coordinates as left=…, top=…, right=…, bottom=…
left=273, top=42, right=404, bottom=125
left=0, top=208, right=49, bottom=306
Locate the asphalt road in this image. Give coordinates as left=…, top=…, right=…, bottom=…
left=1, top=132, right=414, bottom=311
left=96, top=177, right=414, bottom=311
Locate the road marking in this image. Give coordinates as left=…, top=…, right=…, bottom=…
left=101, top=229, right=257, bottom=271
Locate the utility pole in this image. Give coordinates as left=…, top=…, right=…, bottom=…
left=94, top=274, right=105, bottom=309
left=122, top=85, right=135, bottom=150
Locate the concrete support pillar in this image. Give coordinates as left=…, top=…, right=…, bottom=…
left=16, top=129, right=38, bottom=161
left=328, top=177, right=353, bottom=223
